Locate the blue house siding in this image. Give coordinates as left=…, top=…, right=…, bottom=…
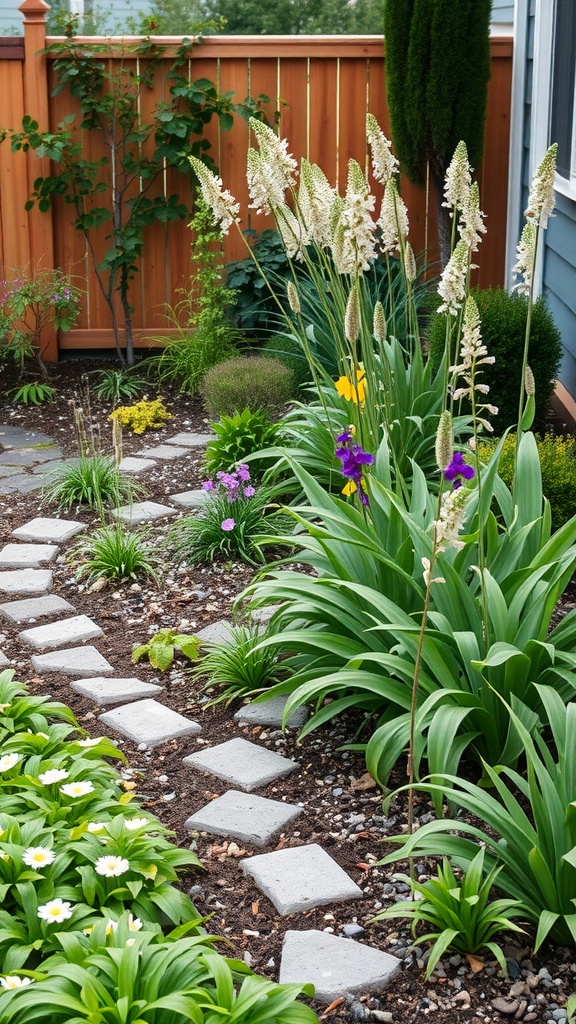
left=491, top=0, right=514, bottom=30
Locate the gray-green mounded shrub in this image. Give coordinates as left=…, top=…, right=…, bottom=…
left=429, top=288, right=562, bottom=430
left=201, top=355, right=295, bottom=418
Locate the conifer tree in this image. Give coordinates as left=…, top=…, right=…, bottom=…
left=384, top=0, right=492, bottom=264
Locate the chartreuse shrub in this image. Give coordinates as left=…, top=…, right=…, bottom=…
left=109, top=397, right=172, bottom=434
left=479, top=432, right=576, bottom=532
left=429, top=289, right=561, bottom=430
left=201, top=356, right=295, bottom=419
left=0, top=668, right=317, bottom=1024
left=204, top=408, right=280, bottom=479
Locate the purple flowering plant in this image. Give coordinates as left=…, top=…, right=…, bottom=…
left=0, top=269, right=81, bottom=374
left=444, top=451, right=475, bottom=489
left=168, top=463, right=290, bottom=566
left=335, top=429, right=375, bottom=505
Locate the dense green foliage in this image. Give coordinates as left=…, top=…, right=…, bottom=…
left=129, top=0, right=383, bottom=35
left=201, top=356, right=295, bottom=418
left=43, top=456, right=139, bottom=512
left=190, top=622, right=284, bottom=705
left=73, top=524, right=161, bottom=584
left=429, top=289, right=562, bottom=431
left=479, top=433, right=576, bottom=532
left=204, top=409, right=280, bottom=479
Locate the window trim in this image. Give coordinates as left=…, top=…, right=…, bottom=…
left=550, top=0, right=576, bottom=198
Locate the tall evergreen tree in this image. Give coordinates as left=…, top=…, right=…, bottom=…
left=384, top=0, right=492, bottom=264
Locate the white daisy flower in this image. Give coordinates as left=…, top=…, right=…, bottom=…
left=22, top=847, right=56, bottom=869
left=38, top=768, right=69, bottom=785
left=124, top=818, right=150, bottom=831
left=0, top=975, right=33, bottom=990
left=95, top=855, right=130, bottom=877
left=60, top=780, right=94, bottom=798
left=0, top=753, right=21, bottom=772
left=37, top=898, right=73, bottom=924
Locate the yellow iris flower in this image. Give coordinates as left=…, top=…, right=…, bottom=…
left=335, top=369, right=366, bottom=404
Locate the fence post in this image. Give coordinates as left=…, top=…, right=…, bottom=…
left=19, top=0, right=57, bottom=362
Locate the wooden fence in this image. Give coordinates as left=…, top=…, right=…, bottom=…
left=0, top=0, right=513, bottom=359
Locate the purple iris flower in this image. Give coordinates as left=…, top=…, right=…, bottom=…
left=335, top=432, right=374, bottom=506
left=444, top=451, right=475, bottom=489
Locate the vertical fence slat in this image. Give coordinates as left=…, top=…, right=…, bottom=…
left=0, top=34, right=512, bottom=352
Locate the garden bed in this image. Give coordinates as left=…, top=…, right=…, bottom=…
left=1, top=359, right=575, bottom=1024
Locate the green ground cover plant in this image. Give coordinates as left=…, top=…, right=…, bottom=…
left=132, top=629, right=201, bottom=671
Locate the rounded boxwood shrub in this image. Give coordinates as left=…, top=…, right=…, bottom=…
left=479, top=432, right=576, bottom=532
left=429, top=288, right=562, bottom=431
left=201, top=355, right=295, bottom=418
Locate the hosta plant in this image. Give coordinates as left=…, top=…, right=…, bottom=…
left=132, top=629, right=200, bottom=671
left=372, top=849, right=524, bottom=977
left=204, top=408, right=280, bottom=480
left=379, top=686, right=576, bottom=950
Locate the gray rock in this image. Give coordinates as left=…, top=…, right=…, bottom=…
left=491, top=997, right=520, bottom=1015
left=240, top=844, right=363, bottom=915
left=0, top=650, right=10, bottom=668
left=279, top=929, right=400, bottom=1001
left=342, top=923, right=366, bottom=939
left=196, top=620, right=235, bottom=645
left=183, top=737, right=298, bottom=791
left=0, top=474, right=49, bottom=494
left=99, top=698, right=201, bottom=748
left=184, top=789, right=303, bottom=846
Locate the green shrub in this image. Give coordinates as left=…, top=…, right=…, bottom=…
left=226, top=229, right=293, bottom=336
left=261, top=334, right=314, bottom=391
left=204, top=408, right=280, bottom=479
left=429, top=288, right=561, bottom=431
left=201, top=356, right=295, bottom=419
left=479, top=432, right=576, bottom=532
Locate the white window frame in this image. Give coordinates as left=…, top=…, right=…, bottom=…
left=549, top=1, right=576, bottom=199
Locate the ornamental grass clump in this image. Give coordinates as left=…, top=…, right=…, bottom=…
left=72, top=523, right=161, bottom=585
left=201, top=355, right=295, bottom=419
left=43, top=455, right=139, bottom=512
left=189, top=621, right=285, bottom=705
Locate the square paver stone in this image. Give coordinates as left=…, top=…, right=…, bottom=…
left=118, top=457, right=157, bottom=474
left=113, top=501, right=177, bottom=526
left=196, top=620, right=235, bottom=645
left=279, top=930, right=401, bottom=1002
left=240, top=844, right=363, bottom=915
left=0, top=474, right=49, bottom=493
left=12, top=518, right=84, bottom=543
left=0, top=544, right=59, bottom=569
left=19, top=614, right=103, bottom=650
left=32, top=646, right=114, bottom=677
left=71, top=677, right=163, bottom=705
left=183, top=737, right=298, bottom=792
left=164, top=432, right=213, bottom=447
left=169, top=489, right=209, bottom=509
left=185, top=790, right=303, bottom=847
left=0, top=595, right=74, bottom=623
left=99, top=698, right=201, bottom=748
left=0, top=447, right=63, bottom=467
left=234, top=696, right=308, bottom=730
left=0, top=570, right=52, bottom=595
left=135, top=445, right=189, bottom=460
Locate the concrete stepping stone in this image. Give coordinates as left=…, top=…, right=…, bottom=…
left=118, top=457, right=157, bottom=474
left=135, top=444, right=189, bottom=460
left=12, top=518, right=84, bottom=543
left=99, top=698, right=201, bottom=748
left=31, top=458, right=80, bottom=475
left=0, top=447, right=63, bottom=467
left=185, top=789, right=303, bottom=847
left=0, top=595, right=76, bottom=624
left=279, top=930, right=401, bottom=1001
left=32, top=646, right=114, bottom=677
left=0, top=474, right=50, bottom=494
left=240, top=843, right=363, bottom=915
left=70, top=676, right=163, bottom=705
left=0, top=544, right=58, bottom=569
left=164, top=432, right=213, bottom=447
left=183, top=737, right=298, bottom=792
left=234, top=696, right=308, bottom=730
left=196, top=620, right=235, bottom=645
left=0, top=651, right=10, bottom=668
left=113, top=501, right=177, bottom=526
left=0, top=430, right=56, bottom=449
left=250, top=604, right=281, bottom=624
left=19, top=614, right=103, bottom=651
left=0, top=570, right=52, bottom=595
left=169, top=489, right=209, bottom=509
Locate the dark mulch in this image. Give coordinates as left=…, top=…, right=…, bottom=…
left=0, top=358, right=574, bottom=1024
